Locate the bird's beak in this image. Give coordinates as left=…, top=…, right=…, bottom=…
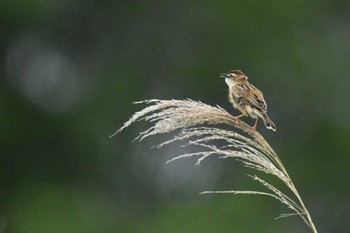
left=220, top=73, right=229, bottom=78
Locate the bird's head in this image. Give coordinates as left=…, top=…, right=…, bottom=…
left=220, top=70, right=247, bottom=87
left=220, top=70, right=247, bottom=80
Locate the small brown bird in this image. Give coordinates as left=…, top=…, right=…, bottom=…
left=221, top=70, right=276, bottom=133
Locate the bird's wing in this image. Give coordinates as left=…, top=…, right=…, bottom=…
left=233, top=83, right=267, bottom=111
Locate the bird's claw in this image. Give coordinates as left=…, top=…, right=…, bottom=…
left=248, top=126, right=256, bottom=135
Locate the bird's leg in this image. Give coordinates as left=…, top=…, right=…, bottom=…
left=233, top=114, right=245, bottom=124
left=249, top=118, right=259, bottom=134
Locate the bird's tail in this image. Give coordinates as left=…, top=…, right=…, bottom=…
left=262, top=112, right=276, bottom=131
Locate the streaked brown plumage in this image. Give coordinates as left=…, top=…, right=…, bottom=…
left=220, top=70, right=276, bottom=133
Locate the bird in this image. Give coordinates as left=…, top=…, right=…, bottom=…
left=220, top=70, right=276, bottom=133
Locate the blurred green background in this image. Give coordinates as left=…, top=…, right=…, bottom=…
left=1, top=1, right=350, bottom=232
